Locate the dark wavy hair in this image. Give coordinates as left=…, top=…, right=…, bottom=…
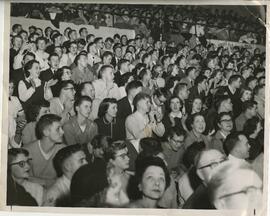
left=97, top=98, right=117, bottom=118
left=130, top=156, right=171, bottom=199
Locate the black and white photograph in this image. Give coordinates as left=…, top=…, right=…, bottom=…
left=3, top=0, right=268, bottom=214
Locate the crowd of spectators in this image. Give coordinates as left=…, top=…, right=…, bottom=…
left=11, top=3, right=265, bottom=44
left=7, top=5, right=265, bottom=210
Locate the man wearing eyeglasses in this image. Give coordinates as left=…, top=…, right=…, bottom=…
left=162, top=127, right=186, bottom=172
left=183, top=149, right=227, bottom=209
left=210, top=112, right=233, bottom=154
left=208, top=160, right=263, bottom=210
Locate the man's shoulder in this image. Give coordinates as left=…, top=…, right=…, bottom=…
left=54, top=144, right=66, bottom=152
left=63, top=117, right=76, bottom=127
left=118, top=96, right=128, bottom=104
left=125, top=112, right=137, bottom=122
left=24, top=140, right=39, bottom=150
left=92, top=79, right=103, bottom=85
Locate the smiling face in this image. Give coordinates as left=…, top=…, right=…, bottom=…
left=192, top=115, right=206, bottom=134
left=218, top=114, right=233, bottom=133
left=192, top=98, right=202, bottom=114
left=170, top=97, right=181, bottom=113
left=139, top=165, right=166, bottom=200
left=61, top=68, right=72, bottom=81
left=169, top=134, right=185, bottom=152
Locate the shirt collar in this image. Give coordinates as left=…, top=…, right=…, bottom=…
left=228, top=154, right=245, bottom=163
left=38, top=140, right=56, bottom=160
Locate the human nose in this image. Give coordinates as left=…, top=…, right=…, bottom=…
left=154, top=179, right=160, bottom=186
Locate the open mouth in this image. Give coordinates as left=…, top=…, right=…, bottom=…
left=152, top=189, right=161, bottom=193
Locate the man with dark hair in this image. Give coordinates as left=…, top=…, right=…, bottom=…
left=223, top=131, right=250, bottom=163
left=162, top=127, right=186, bottom=172
left=79, top=27, right=88, bottom=41
left=173, top=82, right=190, bottom=115
left=77, top=38, right=87, bottom=52
left=125, top=92, right=165, bottom=140
left=71, top=53, right=95, bottom=84
left=102, top=37, right=114, bottom=54
left=11, top=52, right=36, bottom=95
left=62, top=41, right=78, bottom=67
left=45, top=144, right=87, bottom=206
left=151, top=88, right=168, bottom=122
left=217, top=74, right=242, bottom=117
left=235, top=100, right=257, bottom=131
left=87, top=42, right=101, bottom=67
left=188, top=75, right=208, bottom=104
left=63, top=96, right=98, bottom=146
left=46, top=32, right=62, bottom=55
left=10, top=35, right=23, bottom=71
left=111, top=43, right=122, bottom=69
left=35, top=37, right=50, bottom=71
left=86, top=34, right=95, bottom=43
left=117, top=80, right=142, bottom=120
left=40, top=53, right=60, bottom=82
left=24, top=114, right=65, bottom=187
left=114, top=59, right=130, bottom=87
left=92, top=51, right=113, bottom=77
left=92, top=65, right=121, bottom=101
left=180, top=67, right=198, bottom=89
left=210, top=112, right=234, bottom=154
left=11, top=24, right=22, bottom=36
left=94, top=37, right=103, bottom=57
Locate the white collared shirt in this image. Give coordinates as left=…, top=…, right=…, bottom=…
left=228, top=154, right=245, bottom=164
